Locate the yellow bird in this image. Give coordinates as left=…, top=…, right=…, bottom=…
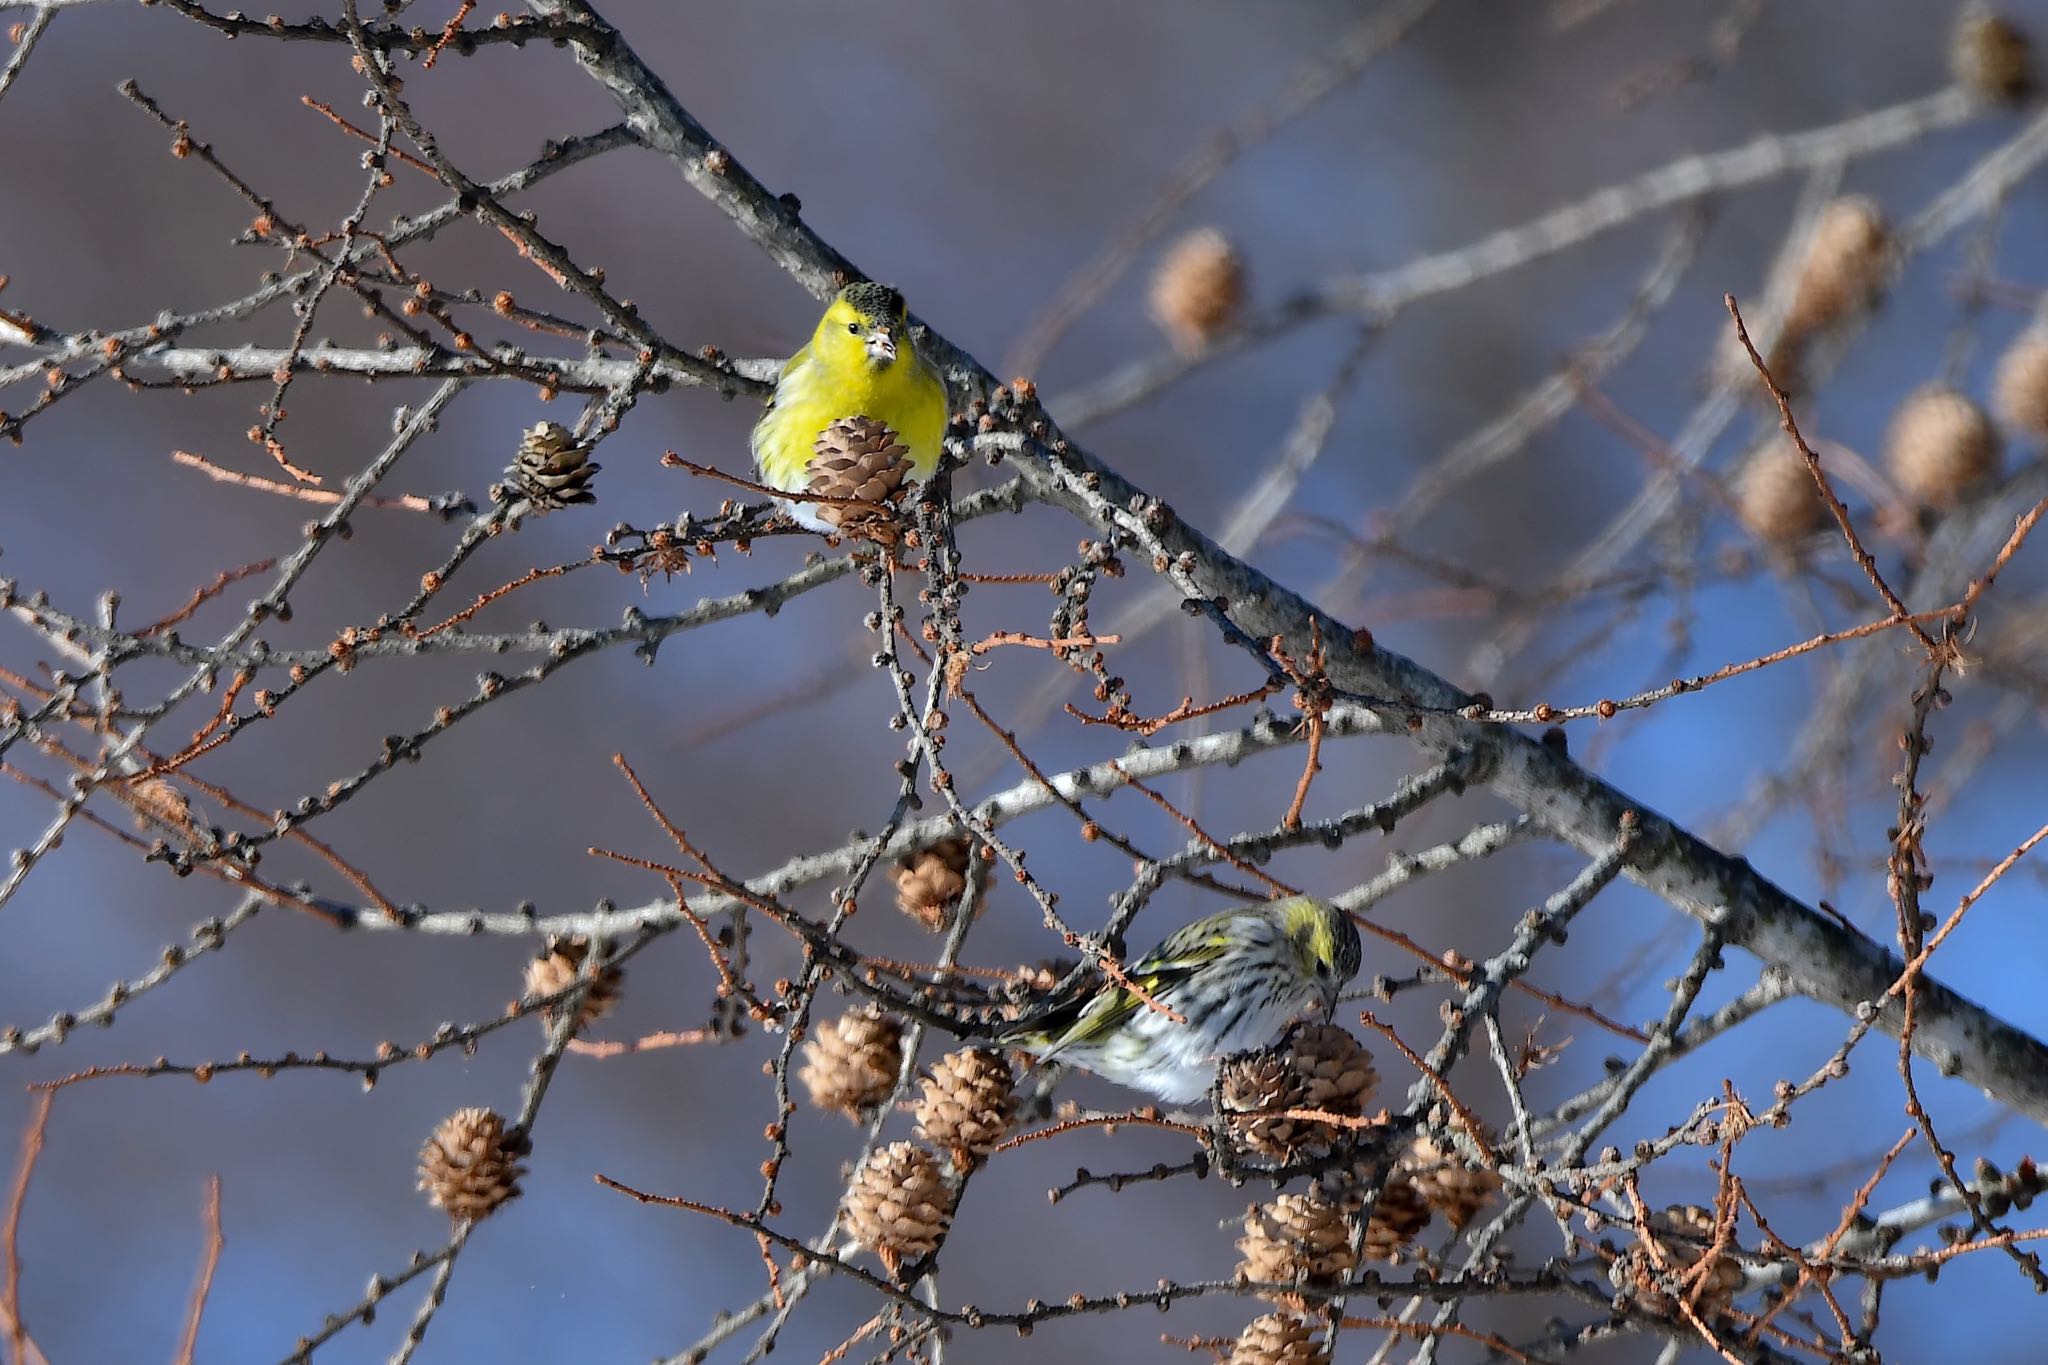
left=749, top=282, right=949, bottom=532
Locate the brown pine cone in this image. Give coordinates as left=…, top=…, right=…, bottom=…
left=1362, top=1176, right=1433, bottom=1261
left=503, top=421, right=599, bottom=508
left=891, top=836, right=991, bottom=932
left=1399, top=1134, right=1501, bottom=1232
left=1227, top=1313, right=1331, bottom=1365
left=1886, top=384, right=2001, bottom=510
left=1149, top=228, right=1246, bottom=354
left=1237, top=1194, right=1357, bottom=1304
left=913, top=1047, right=1016, bottom=1169
left=522, top=937, right=624, bottom=1036
left=121, top=775, right=196, bottom=838
left=1613, top=1203, right=1743, bottom=1318
left=1782, top=197, right=1892, bottom=340
left=1287, top=1024, right=1377, bottom=1133
left=1220, top=1050, right=1306, bottom=1161
left=1734, top=437, right=1829, bottom=548
left=798, top=1005, right=904, bottom=1119
left=805, top=416, right=913, bottom=536
left=1952, top=7, right=2035, bottom=103
left=1994, top=329, right=2048, bottom=435
left=1318, top=1157, right=1434, bottom=1261
left=417, top=1107, right=525, bottom=1222
left=1220, top=1024, right=1378, bottom=1161
left=842, top=1141, right=954, bottom=1280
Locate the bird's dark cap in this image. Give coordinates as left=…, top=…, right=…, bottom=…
left=839, top=281, right=906, bottom=322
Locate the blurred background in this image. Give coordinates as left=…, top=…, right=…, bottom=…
left=4, top=0, right=2048, bottom=1360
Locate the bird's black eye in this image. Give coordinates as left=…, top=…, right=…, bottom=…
left=847, top=321, right=862, bottom=335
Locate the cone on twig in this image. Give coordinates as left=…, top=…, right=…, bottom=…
left=891, top=835, right=991, bottom=932
left=1782, top=197, right=1893, bottom=341
left=503, top=421, right=599, bottom=508
left=1149, top=228, right=1246, bottom=353
left=417, top=1107, right=525, bottom=1222
left=1734, top=436, right=1829, bottom=548
left=1317, top=1157, right=1434, bottom=1260
left=1219, top=1023, right=1378, bottom=1161
left=1952, top=6, right=2035, bottom=103
left=1613, top=1203, right=1743, bottom=1318
left=1361, top=1175, right=1432, bottom=1260
left=1993, top=329, right=2048, bottom=435
left=1885, top=384, right=2001, bottom=510
left=1219, top=1050, right=1302, bottom=1160
left=1236, top=1193, right=1357, bottom=1305
left=913, top=1047, right=1016, bottom=1169
left=805, top=416, right=914, bottom=538
left=798, top=1005, right=903, bottom=1119
left=1228, top=1313, right=1331, bottom=1365
left=1275, top=1023, right=1376, bottom=1140
left=1399, top=1133, right=1501, bottom=1232
left=122, top=775, right=196, bottom=837
left=522, top=936, right=623, bottom=1036
left=842, top=1141, right=954, bottom=1280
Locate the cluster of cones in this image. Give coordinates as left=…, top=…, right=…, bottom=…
left=805, top=1013, right=1019, bottom=1281
left=409, top=858, right=1791, bottom=1362
left=1730, top=192, right=2047, bottom=553
left=795, top=989, right=1506, bottom=1365
left=1212, top=1027, right=1501, bottom=1363
left=1731, top=9, right=2043, bottom=555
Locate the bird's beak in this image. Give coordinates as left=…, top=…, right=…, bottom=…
left=864, top=326, right=897, bottom=365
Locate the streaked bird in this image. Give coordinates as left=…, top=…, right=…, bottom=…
left=1002, top=896, right=1362, bottom=1104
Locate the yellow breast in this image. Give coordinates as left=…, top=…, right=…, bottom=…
left=751, top=348, right=947, bottom=493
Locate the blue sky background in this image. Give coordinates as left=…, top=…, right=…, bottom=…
left=3, top=1, right=2048, bottom=1361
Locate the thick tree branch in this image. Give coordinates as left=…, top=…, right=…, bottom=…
left=524, top=0, right=2048, bottom=1127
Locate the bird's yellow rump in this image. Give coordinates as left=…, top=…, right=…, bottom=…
left=749, top=282, right=948, bottom=532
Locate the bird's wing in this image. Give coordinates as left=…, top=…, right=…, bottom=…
left=1022, top=981, right=1144, bottom=1060
left=1136, top=913, right=1245, bottom=975
left=1014, top=916, right=1241, bottom=1058
left=902, top=352, right=950, bottom=474
left=749, top=346, right=812, bottom=473
left=763, top=344, right=810, bottom=411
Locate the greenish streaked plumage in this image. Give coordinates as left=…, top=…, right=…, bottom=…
left=1001, top=896, right=1362, bottom=1103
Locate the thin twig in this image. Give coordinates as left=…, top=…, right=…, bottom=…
left=1723, top=295, right=1936, bottom=652
left=2, top=1092, right=53, bottom=1365
left=173, top=1175, right=224, bottom=1365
